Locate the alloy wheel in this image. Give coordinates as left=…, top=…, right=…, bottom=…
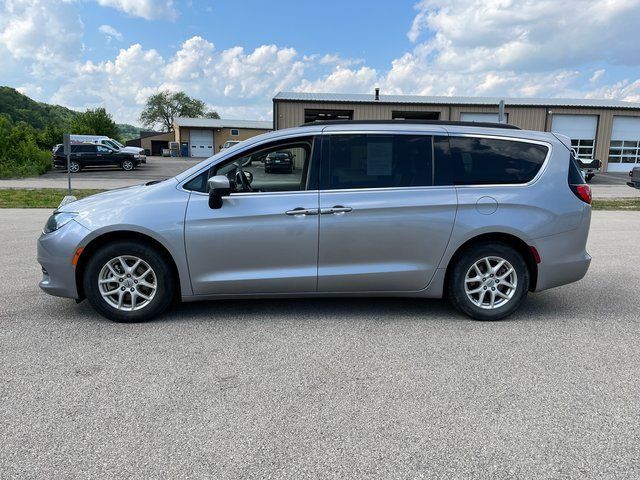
left=464, top=256, right=517, bottom=309
left=98, top=255, right=157, bottom=311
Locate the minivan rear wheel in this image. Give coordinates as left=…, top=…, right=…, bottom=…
left=83, top=241, right=175, bottom=322
left=448, top=242, right=529, bottom=321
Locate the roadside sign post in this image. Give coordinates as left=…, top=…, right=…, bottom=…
left=59, top=133, right=77, bottom=207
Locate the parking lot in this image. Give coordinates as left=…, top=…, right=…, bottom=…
left=1, top=209, right=639, bottom=479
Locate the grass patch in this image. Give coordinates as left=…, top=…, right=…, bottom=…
left=592, top=198, right=640, bottom=211
left=0, top=188, right=105, bottom=208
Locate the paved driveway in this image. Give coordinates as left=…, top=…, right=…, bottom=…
left=1, top=210, right=639, bottom=479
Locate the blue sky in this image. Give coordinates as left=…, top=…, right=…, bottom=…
left=2, top=0, right=640, bottom=125
left=77, top=0, right=418, bottom=71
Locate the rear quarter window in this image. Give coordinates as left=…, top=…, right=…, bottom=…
left=436, top=136, right=548, bottom=185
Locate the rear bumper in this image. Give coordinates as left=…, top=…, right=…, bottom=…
left=265, top=163, right=293, bottom=170
left=533, top=208, right=592, bottom=292
left=37, top=220, right=91, bottom=299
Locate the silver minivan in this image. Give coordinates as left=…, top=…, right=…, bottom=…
left=38, top=121, right=592, bottom=322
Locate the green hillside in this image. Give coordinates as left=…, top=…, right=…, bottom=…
left=117, top=123, right=140, bottom=141
left=0, top=86, right=77, bottom=129
left=0, top=86, right=141, bottom=141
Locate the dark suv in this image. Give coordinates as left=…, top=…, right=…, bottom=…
left=53, top=144, right=141, bottom=172
left=264, top=151, right=294, bottom=173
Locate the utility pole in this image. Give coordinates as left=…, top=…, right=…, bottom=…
left=59, top=133, right=77, bottom=207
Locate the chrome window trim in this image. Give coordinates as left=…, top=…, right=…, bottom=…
left=180, top=130, right=554, bottom=194
left=442, top=133, right=553, bottom=189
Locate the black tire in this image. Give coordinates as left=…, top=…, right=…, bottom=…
left=121, top=159, right=135, bottom=171
left=447, top=241, right=529, bottom=321
left=83, top=240, right=176, bottom=322
left=585, top=173, right=594, bottom=182
left=68, top=160, right=81, bottom=173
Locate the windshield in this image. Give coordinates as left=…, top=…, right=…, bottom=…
left=111, top=139, right=125, bottom=148
left=104, top=140, right=121, bottom=150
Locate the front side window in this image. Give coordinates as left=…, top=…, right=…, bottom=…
left=437, top=136, right=548, bottom=185
left=97, top=146, right=112, bottom=153
left=184, top=137, right=316, bottom=193
left=322, top=134, right=433, bottom=190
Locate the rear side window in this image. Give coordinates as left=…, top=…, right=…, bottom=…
left=76, top=145, right=95, bottom=153
left=323, top=134, right=433, bottom=190
left=568, top=151, right=585, bottom=185
left=436, top=137, right=548, bottom=185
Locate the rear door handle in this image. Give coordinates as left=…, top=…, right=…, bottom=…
left=320, top=205, right=353, bottom=215
left=285, top=207, right=319, bottom=216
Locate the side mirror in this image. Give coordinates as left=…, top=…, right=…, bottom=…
left=208, top=175, right=231, bottom=209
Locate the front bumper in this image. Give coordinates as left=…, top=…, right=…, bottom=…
left=265, top=163, right=292, bottom=170
left=37, top=219, right=91, bottom=299
left=627, top=181, right=640, bottom=189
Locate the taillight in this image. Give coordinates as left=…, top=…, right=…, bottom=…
left=570, top=183, right=592, bottom=204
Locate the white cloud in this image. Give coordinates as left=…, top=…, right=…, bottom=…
left=0, top=0, right=83, bottom=68
left=297, top=66, right=378, bottom=94
left=96, top=0, right=177, bottom=20
left=4, top=0, right=640, bottom=125
left=590, top=69, right=605, bottom=85
left=404, top=0, right=640, bottom=72
left=98, top=24, right=123, bottom=42
left=50, top=39, right=309, bottom=123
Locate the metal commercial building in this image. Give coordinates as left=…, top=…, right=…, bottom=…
left=173, top=118, right=272, bottom=157
left=273, top=91, right=640, bottom=172
left=126, top=130, right=174, bottom=156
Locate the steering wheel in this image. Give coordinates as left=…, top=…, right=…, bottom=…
left=235, top=169, right=253, bottom=192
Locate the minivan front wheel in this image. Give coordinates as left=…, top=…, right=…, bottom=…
left=83, top=241, right=175, bottom=322
left=448, top=242, right=529, bottom=321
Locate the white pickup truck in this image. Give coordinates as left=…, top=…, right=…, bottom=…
left=577, top=158, right=601, bottom=182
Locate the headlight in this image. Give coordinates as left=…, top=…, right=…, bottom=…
left=43, top=212, right=78, bottom=234
left=134, top=154, right=140, bottom=159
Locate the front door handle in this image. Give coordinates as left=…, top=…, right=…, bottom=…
left=285, top=207, right=319, bottom=216
left=320, top=205, right=353, bottom=215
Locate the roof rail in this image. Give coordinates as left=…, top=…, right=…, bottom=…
left=300, top=119, right=521, bottom=130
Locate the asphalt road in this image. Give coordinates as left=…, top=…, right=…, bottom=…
left=1, top=210, right=639, bottom=479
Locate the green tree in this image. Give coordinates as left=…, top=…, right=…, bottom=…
left=37, top=123, right=65, bottom=150
left=0, top=116, right=51, bottom=178
left=140, top=90, right=219, bottom=131
left=70, top=107, right=120, bottom=139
